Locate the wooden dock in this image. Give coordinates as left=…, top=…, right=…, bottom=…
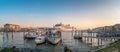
left=72, top=30, right=120, bottom=39
left=69, top=30, right=120, bottom=52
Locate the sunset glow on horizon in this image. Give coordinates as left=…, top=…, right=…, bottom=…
left=0, top=0, right=120, bottom=29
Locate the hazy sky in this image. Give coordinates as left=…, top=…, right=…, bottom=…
left=0, top=0, right=120, bottom=29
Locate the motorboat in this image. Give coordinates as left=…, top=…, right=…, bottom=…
left=24, top=31, right=38, bottom=39
left=47, top=36, right=61, bottom=44
left=35, top=35, right=45, bottom=44
left=47, top=29, right=61, bottom=44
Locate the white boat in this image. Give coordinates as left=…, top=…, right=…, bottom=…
left=54, top=23, right=72, bottom=31
left=35, top=36, right=45, bottom=44
left=47, top=29, right=61, bottom=44
left=47, top=36, right=61, bottom=44
left=24, top=32, right=38, bottom=39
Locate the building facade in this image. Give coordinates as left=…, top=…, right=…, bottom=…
left=4, top=24, right=21, bottom=32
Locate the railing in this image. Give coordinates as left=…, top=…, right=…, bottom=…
left=72, top=30, right=120, bottom=39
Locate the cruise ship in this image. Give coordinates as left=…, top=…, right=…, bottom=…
left=53, top=23, right=73, bottom=31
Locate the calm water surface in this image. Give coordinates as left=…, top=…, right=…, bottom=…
left=0, top=31, right=118, bottom=52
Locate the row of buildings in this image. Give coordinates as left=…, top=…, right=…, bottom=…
left=1, top=24, right=52, bottom=32
left=4, top=24, right=21, bottom=32
left=92, top=24, right=120, bottom=32
left=91, top=24, right=120, bottom=37
left=2, top=23, right=120, bottom=32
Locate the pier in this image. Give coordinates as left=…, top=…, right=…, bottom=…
left=72, top=29, right=120, bottom=40
left=62, top=29, right=120, bottom=52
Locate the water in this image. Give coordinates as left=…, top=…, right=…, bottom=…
left=0, top=31, right=118, bottom=52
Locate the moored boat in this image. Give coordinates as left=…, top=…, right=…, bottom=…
left=35, top=35, right=46, bottom=44
left=47, top=29, right=61, bottom=45
left=47, top=36, right=61, bottom=44
left=24, top=31, right=38, bottom=39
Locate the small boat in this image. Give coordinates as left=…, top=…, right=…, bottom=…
left=35, top=35, right=45, bottom=44
left=47, top=29, right=61, bottom=45
left=24, top=31, right=38, bottom=39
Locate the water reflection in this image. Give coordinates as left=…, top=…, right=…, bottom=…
left=0, top=31, right=118, bottom=51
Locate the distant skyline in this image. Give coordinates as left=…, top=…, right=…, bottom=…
left=0, top=0, right=120, bottom=29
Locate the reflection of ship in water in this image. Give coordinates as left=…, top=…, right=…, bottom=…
left=53, top=23, right=73, bottom=31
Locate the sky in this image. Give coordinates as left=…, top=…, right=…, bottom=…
left=0, top=0, right=120, bottom=29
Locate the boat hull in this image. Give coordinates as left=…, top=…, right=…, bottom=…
left=35, top=36, right=46, bottom=44
left=24, top=36, right=36, bottom=39
left=47, top=37, right=61, bottom=45
left=24, top=34, right=38, bottom=39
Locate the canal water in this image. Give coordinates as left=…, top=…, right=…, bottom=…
left=0, top=31, right=118, bottom=52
